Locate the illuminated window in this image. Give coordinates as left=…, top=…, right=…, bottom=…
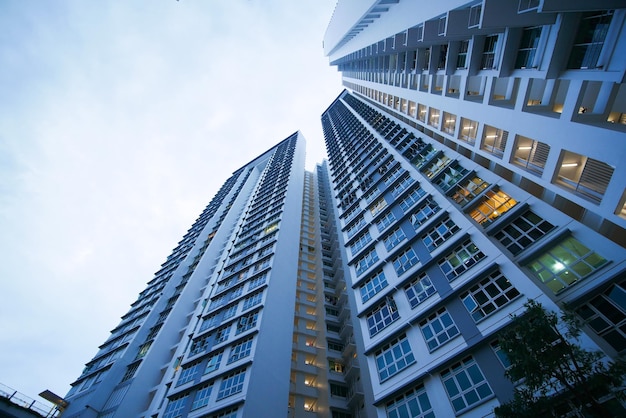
left=526, top=237, right=607, bottom=294
left=451, top=177, right=490, bottom=206
left=555, top=150, right=614, bottom=203
left=511, top=136, right=549, bottom=175
left=264, top=222, right=278, bottom=235
left=459, top=118, right=478, bottom=144
left=435, top=163, right=469, bottom=192
left=481, top=125, right=508, bottom=158
left=369, top=197, right=388, bottom=217
left=428, top=108, right=440, bottom=128
left=469, top=189, right=517, bottom=225
left=442, top=112, right=456, bottom=135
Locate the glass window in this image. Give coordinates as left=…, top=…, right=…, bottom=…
left=228, top=337, right=254, bottom=363
left=419, top=308, right=460, bottom=351
left=527, top=237, right=607, bottom=294
left=460, top=270, right=521, bottom=322
left=366, top=297, right=400, bottom=336
left=481, top=35, right=499, bottom=69
left=350, top=231, right=373, bottom=256
left=436, top=163, right=469, bottom=192
left=176, top=361, right=201, bottom=386
left=567, top=11, right=613, bottom=69
left=375, top=334, right=416, bottom=382
left=411, top=199, right=441, bottom=230
left=236, top=310, right=259, bottom=334
left=399, top=186, right=427, bottom=213
left=404, top=272, right=437, bottom=309
left=242, top=291, right=263, bottom=311
left=391, top=174, right=416, bottom=198
left=392, top=248, right=419, bottom=276
left=459, top=118, right=478, bottom=144
left=383, top=227, right=407, bottom=252
left=451, top=177, right=490, bottom=206
left=494, top=210, right=555, bottom=255
left=204, top=351, right=223, bottom=374
left=422, top=155, right=451, bottom=179
left=360, top=270, right=388, bottom=303
left=355, top=249, right=379, bottom=276
left=385, top=383, right=435, bottom=418
left=370, top=197, right=388, bottom=217
left=191, top=384, right=212, bottom=410
left=163, top=394, right=189, bottom=418
left=376, top=211, right=396, bottom=232
left=576, top=281, right=626, bottom=353
left=481, top=125, right=508, bottom=158
left=511, top=136, right=550, bottom=176
left=555, top=150, right=614, bottom=203
left=215, top=325, right=230, bottom=344
left=515, top=26, right=542, bottom=69
left=422, top=217, right=459, bottom=252
left=441, top=357, right=493, bottom=413
left=216, top=369, right=246, bottom=400
left=438, top=240, right=485, bottom=281
left=469, top=189, right=517, bottom=226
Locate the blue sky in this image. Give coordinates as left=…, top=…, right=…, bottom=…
left=0, top=0, right=341, bottom=400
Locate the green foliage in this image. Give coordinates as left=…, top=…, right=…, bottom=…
left=494, top=300, right=626, bottom=418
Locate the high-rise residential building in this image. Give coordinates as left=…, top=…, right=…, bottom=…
left=61, top=1, right=626, bottom=417
left=321, top=0, right=626, bottom=416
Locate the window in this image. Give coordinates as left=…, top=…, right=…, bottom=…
left=355, top=249, right=379, bottom=276
left=376, top=211, right=396, bottom=232
left=384, top=166, right=404, bottom=185
left=459, top=118, right=478, bottom=143
left=481, top=35, right=499, bottom=69
left=392, top=248, right=419, bottom=276
left=404, top=272, right=436, bottom=309
left=242, top=291, right=263, bottom=311
left=576, top=281, right=626, bottom=353
left=490, top=340, right=511, bottom=369
left=222, top=304, right=237, bottom=321
left=189, top=335, right=210, bottom=357
left=438, top=240, right=485, bottom=281
left=441, top=357, right=493, bottom=413
left=428, top=108, right=440, bottom=128
left=370, top=197, right=388, bottom=217
left=330, top=383, right=348, bottom=398
left=363, top=187, right=382, bottom=204
left=515, top=26, right=542, bottom=69
left=511, top=136, right=549, bottom=175
left=481, top=125, right=508, bottom=158
left=204, top=351, right=223, bottom=374
left=228, top=337, right=253, bottom=363
left=451, top=177, right=490, bottom=206
left=419, top=308, right=459, bottom=351
left=423, top=155, right=450, bottom=179
left=518, top=0, right=540, bottom=12
left=375, top=334, right=416, bottom=382
left=386, top=385, right=435, bottom=418
left=215, top=325, right=230, bottom=344
left=248, top=273, right=267, bottom=291
left=555, top=151, right=614, bottom=203
left=217, top=369, right=246, bottom=400
left=469, top=189, right=517, bottom=225
left=360, top=270, right=388, bottom=303
left=411, top=199, right=440, bottom=229
left=383, top=227, right=407, bottom=251
left=163, top=394, right=189, bottom=418
left=436, top=163, right=469, bottom=192
left=442, top=112, right=456, bottom=135
left=527, top=237, right=607, bottom=294
left=457, top=40, right=469, bottom=69
left=212, top=408, right=238, bottom=418
left=346, top=216, right=366, bottom=238
left=177, top=361, right=201, bottom=386
left=366, top=297, right=400, bottom=336
left=422, top=218, right=459, bottom=251
left=494, top=210, right=554, bottom=255
left=461, top=270, right=521, bottom=322
left=191, top=384, right=212, bottom=410
left=350, top=231, right=373, bottom=255
left=567, top=11, right=613, bottom=69
left=468, top=5, right=481, bottom=28
left=391, top=174, right=415, bottom=198
left=399, top=187, right=427, bottom=213
left=236, top=311, right=259, bottom=334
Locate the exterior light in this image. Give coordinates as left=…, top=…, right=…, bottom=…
left=561, top=162, right=578, bottom=167
left=518, top=146, right=532, bottom=150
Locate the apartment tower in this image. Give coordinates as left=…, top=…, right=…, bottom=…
left=322, top=0, right=626, bottom=416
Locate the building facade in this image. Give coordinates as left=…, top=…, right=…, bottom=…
left=322, top=0, right=626, bottom=416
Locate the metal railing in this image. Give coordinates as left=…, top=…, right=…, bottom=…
left=0, top=382, right=61, bottom=417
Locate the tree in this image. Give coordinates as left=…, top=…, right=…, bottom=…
left=494, top=300, right=626, bottom=418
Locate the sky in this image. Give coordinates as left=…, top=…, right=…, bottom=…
left=0, top=0, right=342, bottom=401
